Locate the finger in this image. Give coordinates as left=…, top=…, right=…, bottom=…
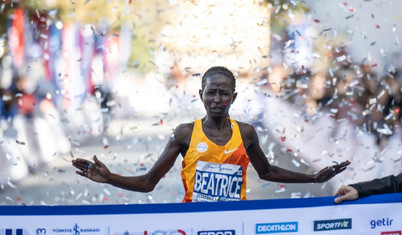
left=333, top=163, right=348, bottom=172
left=72, top=159, right=92, bottom=169
left=334, top=186, right=347, bottom=196
left=325, top=166, right=334, bottom=175
left=331, top=167, right=345, bottom=175
left=72, top=160, right=83, bottom=168
left=334, top=189, right=342, bottom=196
left=73, top=158, right=90, bottom=164
left=93, top=155, right=104, bottom=166
left=334, top=191, right=343, bottom=196
left=73, top=162, right=89, bottom=171
left=336, top=191, right=356, bottom=203
left=334, top=195, right=347, bottom=203
left=337, top=166, right=347, bottom=173
left=338, top=166, right=349, bottom=174
left=330, top=161, right=350, bottom=171
left=331, top=163, right=346, bottom=170
left=321, top=166, right=331, bottom=173
left=328, top=165, right=345, bottom=179
left=82, top=162, right=93, bottom=170
left=93, top=156, right=107, bottom=169
left=75, top=170, right=86, bottom=177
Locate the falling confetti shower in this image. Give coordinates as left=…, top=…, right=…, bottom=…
left=0, top=0, right=401, bottom=205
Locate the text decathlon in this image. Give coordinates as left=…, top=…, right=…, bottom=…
left=197, top=230, right=235, bottom=235
left=314, top=218, right=352, bottom=231
left=256, top=222, right=298, bottom=234
left=193, top=171, right=242, bottom=199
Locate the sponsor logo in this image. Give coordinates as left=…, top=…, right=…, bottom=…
left=197, top=142, right=208, bottom=152
left=381, top=231, right=402, bottom=235
left=223, top=148, right=238, bottom=154
left=0, top=229, right=29, bottom=235
left=143, top=230, right=186, bottom=235
left=52, top=223, right=100, bottom=234
left=167, top=230, right=186, bottom=235
left=149, top=230, right=166, bottom=235
left=36, top=228, right=46, bottom=235
left=371, top=218, right=394, bottom=229
left=314, top=218, right=352, bottom=231
left=112, top=230, right=146, bottom=235
left=114, top=230, right=186, bottom=235
left=197, top=230, right=235, bottom=235
left=256, top=222, right=298, bottom=234
left=193, top=161, right=243, bottom=202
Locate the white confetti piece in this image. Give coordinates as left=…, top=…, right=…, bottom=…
left=103, top=188, right=111, bottom=195
left=275, top=187, right=286, bottom=193
left=291, top=159, right=300, bottom=167
left=5, top=153, right=11, bottom=160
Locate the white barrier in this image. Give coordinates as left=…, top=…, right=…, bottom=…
left=0, top=193, right=401, bottom=235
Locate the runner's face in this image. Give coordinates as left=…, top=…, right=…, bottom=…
left=200, top=74, right=237, bottom=118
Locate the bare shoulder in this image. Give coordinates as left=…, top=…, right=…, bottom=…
left=235, top=120, right=258, bottom=140
left=236, top=120, right=255, bottom=132
left=235, top=120, right=260, bottom=150
left=173, top=122, right=194, bottom=141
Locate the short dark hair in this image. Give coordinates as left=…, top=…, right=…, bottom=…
left=201, top=66, right=236, bottom=92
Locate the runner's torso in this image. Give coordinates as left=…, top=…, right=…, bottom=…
left=181, top=119, right=250, bottom=202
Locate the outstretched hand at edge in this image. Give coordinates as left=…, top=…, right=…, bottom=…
left=72, top=155, right=111, bottom=183
left=314, top=160, right=351, bottom=183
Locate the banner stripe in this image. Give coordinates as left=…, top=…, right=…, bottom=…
left=0, top=193, right=401, bottom=216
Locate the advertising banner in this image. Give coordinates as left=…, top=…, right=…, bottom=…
left=0, top=193, right=401, bottom=235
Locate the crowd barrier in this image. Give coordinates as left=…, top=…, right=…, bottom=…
left=0, top=193, right=401, bottom=235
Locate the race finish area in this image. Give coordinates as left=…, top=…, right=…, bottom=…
left=0, top=193, right=401, bottom=235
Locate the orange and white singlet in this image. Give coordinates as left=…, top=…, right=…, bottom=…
left=181, top=119, right=250, bottom=202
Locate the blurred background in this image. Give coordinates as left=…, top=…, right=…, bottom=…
left=0, top=0, right=401, bottom=205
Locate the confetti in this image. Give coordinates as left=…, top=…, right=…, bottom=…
left=5, top=153, right=11, bottom=160
left=0, top=0, right=400, bottom=207
left=15, top=140, right=26, bottom=145
left=291, top=159, right=300, bottom=167
left=275, top=185, right=286, bottom=193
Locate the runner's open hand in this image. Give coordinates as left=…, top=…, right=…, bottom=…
left=72, top=155, right=111, bottom=183
left=314, top=160, right=350, bottom=183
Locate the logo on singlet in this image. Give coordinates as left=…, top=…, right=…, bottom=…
left=224, top=148, right=238, bottom=154
left=196, top=142, right=208, bottom=153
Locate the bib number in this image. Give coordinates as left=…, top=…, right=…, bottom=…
left=192, top=161, right=243, bottom=202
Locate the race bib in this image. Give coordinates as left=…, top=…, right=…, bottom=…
left=192, top=161, right=243, bottom=202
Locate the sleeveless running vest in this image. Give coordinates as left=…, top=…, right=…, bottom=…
left=181, top=118, right=250, bottom=202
